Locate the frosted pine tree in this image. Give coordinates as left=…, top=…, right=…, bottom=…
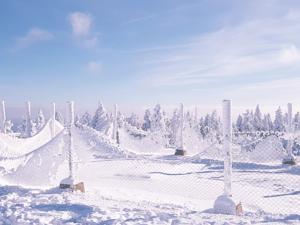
left=36, top=109, right=46, bottom=131
left=127, top=113, right=141, bottom=128
left=4, top=120, right=13, bottom=134
left=91, top=103, right=110, bottom=132
left=150, top=104, right=168, bottom=146
left=242, top=110, right=254, bottom=132
left=236, top=115, right=243, bottom=132
left=142, top=109, right=151, bottom=131
left=55, top=111, right=64, bottom=124
left=262, top=113, right=273, bottom=131
left=274, top=107, right=285, bottom=132
left=151, top=104, right=165, bottom=132
left=253, top=105, right=263, bottom=131
left=79, top=112, right=92, bottom=126
left=24, top=119, right=36, bottom=137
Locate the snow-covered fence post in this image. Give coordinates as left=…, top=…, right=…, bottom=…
left=112, top=104, right=118, bottom=141
left=175, top=103, right=186, bottom=155
left=66, top=101, right=74, bottom=180
left=51, top=102, right=56, bottom=138
left=60, top=101, right=85, bottom=192
left=25, top=101, right=32, bottom=137
left=214, top=100, right=237, bottom=215
left=59, top=101, right=75, bottom=189
left=0, top=100, right=6, bottom=134
left=283, top=103, right=296, bottom=165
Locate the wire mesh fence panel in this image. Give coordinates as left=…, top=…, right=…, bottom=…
left=0, top=101, right=300, bottom=224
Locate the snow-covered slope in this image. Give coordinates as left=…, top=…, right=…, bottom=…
left=0, top=119, right=64, bottom=158
left=1, top=125, right=135, bottom=187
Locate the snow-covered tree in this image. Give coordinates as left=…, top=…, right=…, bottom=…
left=236, top=115, right=243, bottom=132
left=142, top=109, right=151, bottom=131
left=242, top=110, right=254, bottom=132
left=262, top=113, right=273, bottom=131
left=35, top=109, right=45, bottom=131
left=55, top=111, right=64, bottom=124
left=91, top=103, right=110, bottom=133
left=253, top=105, right=263, bottom=131
left=151, top=104, right=165, bottom=132
left=24, top=118, right=36, bottom=137
left=127, top=113, right=141, bottom=128
left=210, top=110, right=220, bottom=133
left=4, top=120, right=13, bottom=134
left=79, top=112, right=92, bottom=126
left=274, top=107, right=285, bottom=132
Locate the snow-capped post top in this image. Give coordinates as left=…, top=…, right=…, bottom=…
left=66, top=101, right=74, bottom=128
left=222, top=100, right=231, bottom=137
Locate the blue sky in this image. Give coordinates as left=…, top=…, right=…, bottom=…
left=1, top=0, right=300, bottom=114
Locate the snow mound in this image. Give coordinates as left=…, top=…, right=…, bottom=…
left=118, top=127, right=173, bottom=155
left=0, top=125, right=136, bottom=187
left=3, top=131, right=68, bottom=187
left=243, top=135, right=286, bottom=163
left=75, top=125, right=135, bottom=160
left=0, top=119, right=64, bottom=158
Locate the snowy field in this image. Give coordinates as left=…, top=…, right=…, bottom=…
left=0, top=123, right=299, bottom=224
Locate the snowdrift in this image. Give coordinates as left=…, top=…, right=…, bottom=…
left=1, top=125, right=135, bottom=187
left=0, top=119, right=64, bottom=158
left=243, top=135, right=286, bottom=163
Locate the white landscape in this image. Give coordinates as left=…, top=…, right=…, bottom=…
left=0, top=100, right=299, bottom=225
left=2, top=1, right=300, bottom=224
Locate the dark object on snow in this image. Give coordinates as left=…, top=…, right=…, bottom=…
left=59, top=183, right=72, bottom=189
left=282, top=158, right=297, bottom=165
left=175, top=148, right=186, bottom=156
left=59, top=182, right=85, bottom=193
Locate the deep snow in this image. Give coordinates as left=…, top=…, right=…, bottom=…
left=0, top=124, right=299, bottom=224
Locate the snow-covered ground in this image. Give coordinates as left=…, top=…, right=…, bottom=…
left=0, top=125, right=299, bottom=224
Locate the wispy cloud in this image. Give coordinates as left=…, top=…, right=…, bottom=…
left=87, top=61, right=102, bottom=74
left=68, top=12, right=98, bottom=48
left=137, top=10, right=300, bottom=87
left=12, top=28, right=54, bottom=51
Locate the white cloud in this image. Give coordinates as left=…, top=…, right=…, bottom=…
left=69, top=12, right=92, bottom=37
left=87, top=61, right=102, bottom=74
left=13, top=28, right=54, bottom=50
left=68, top=12, right=98, bottom=48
